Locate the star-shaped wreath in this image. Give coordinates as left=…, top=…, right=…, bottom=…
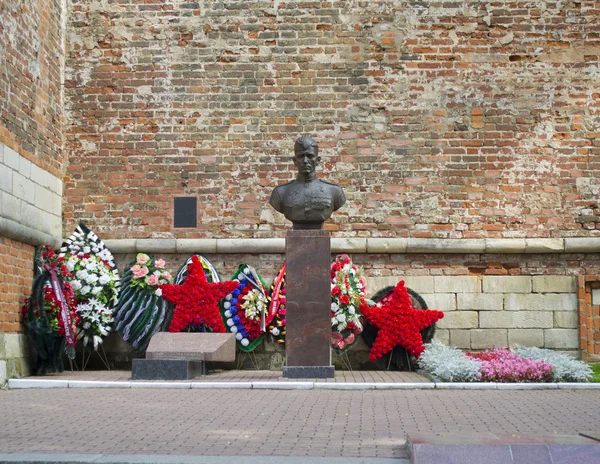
left=362, top=280, right=444, bottom=360
left=160, top=256, right=238, bottom=333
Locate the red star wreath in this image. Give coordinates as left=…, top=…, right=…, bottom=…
left=160, top=256, right=238, bottom=333
left=362, top=280, right=444, bottom=361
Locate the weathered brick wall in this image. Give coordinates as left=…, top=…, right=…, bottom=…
left=0, top=237, right=33, bottom=334
left=0, top=0, right=65, bottom=176
left=64, top=1, right=600, bottom=239
left=0, top=237, right=34, bottom=384
left=0, top=0, right=65, bottom=384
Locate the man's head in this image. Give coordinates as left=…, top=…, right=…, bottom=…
left=293, top=135, right=320, bottom=178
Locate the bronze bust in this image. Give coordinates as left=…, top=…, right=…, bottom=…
left=269, top=135, right=346, bottom=229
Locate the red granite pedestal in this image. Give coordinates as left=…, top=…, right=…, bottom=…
left=282, top=229, right=334, bottom=378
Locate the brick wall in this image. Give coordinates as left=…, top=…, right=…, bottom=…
left=0, top=0, right=65, bottom=176
left=0, top=0, right=66, bottom=385
left=64, top=1, right=600, bottom=240
left=0, top=237, right=33, bottom=334
left=0, top=237, right=34, bottom=384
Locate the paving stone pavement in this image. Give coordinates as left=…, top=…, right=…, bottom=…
left=2, top=388, right=600, bottom=460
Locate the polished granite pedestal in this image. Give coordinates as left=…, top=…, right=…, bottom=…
left=283, top=229, right=334, bottom=379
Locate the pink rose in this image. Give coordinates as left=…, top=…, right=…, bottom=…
left=334, top=340, right=345, bottom=350
left=155, top=259, right=166, bottom=269
left=131, top=264, right=141, bottom=273
left=136, top=253, right=150, bottom=265
left=147, top=275, right=159, bottom=286
left=133, top=266, right=149, bottom=279
left=162, top=271, right=172, bottom=281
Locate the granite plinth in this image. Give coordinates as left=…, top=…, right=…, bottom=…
left=131, top=359, right=206, bottom=380
left=282, top=366, right=335, bottom=379
left=284, top=229, right=333, bottom=375
left=145, top=332, right=235, bottom=362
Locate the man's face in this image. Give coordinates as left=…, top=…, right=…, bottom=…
left=293, top=145, right=319, bottom=176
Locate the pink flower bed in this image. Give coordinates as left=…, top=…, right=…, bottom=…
left=468, top=348, right=554, bottom=383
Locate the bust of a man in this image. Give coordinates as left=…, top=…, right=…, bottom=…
left=269, top=135, right=346, bottom=229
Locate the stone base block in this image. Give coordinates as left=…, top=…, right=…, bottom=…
left=282, top=366, right=334, bottom=379
left=132, top=359, right=207, bottom=380
left=146, top=332, right=235, bottom=362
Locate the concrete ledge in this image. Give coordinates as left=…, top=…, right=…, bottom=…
left=332, top=238, right=367, bottom=253
left=408, top=238, right=486, bottom=253
left=89, top=237, right=600, bottom=254
left=217, top=238, right=285, bottom=253
left=565, top=237, right=600, bottom=252
left=0, top=217, right=61, bottom=249
left=367, top=238, right=408, bottom=253
left=176, top=239, right=217, bottom=254
left=137, top=239, right=176, bottom=254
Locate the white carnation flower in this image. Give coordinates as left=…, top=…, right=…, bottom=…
left=70, top=280, right=82, bottom=291
left=86, top=261, right=97, bottom=271
left=80, top=285, right=92, bottom=295
left=331, top=302, right=339, bottom=312
left=92, top=286, right=102, bottom=295
left=155, top=288, right=162, bottom=296
left=336, top=314, right=346, bottom=323
left=76, top=269, right=88, bottom=280
left=348, top=306, right=355, bottom=315
left=98, top=274, right=111, bottom=285
left=86, top=274, right=99, bottom=284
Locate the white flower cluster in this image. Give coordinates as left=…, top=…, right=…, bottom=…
left=241, top=289, right=267, bottom=321
left=60, top=227, right=119, bottom=350
left=223, top=266, right=265, bottom=348
left=76, top=298, right=114, bottom=351
left=67, top=255, right=119, bottom=300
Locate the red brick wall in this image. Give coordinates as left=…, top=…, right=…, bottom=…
left=0, top=0, right=65, bottom=176
left=64, top=1, right=600, bottom=240
left=578, top=276, right=600, bottom=361
left=0, top=238, right=34, bottom=334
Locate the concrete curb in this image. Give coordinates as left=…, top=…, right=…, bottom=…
left=8, top=378, right=600, bottom=390
left=0, top=454, right=404, bottom=464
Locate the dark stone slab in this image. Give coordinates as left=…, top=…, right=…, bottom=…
left=511, top=445, right=553, bottom=464
left=411, top=444, right=512, bottom=464
left=285, top=229, right=332, bottom=368
left=282, top=366, right=335, bottom=379
left=145, top=332, right=235, bottom=362
left=408, top=432, right=596, bottom=445
left=131, top=359, right=206, bottom=380
left=548, top=444, right=600, bottom=464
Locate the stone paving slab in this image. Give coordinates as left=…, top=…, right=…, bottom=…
left=410, top=444, right=600, bottom=464
left=2, top=389, right=600, bottom=459
left=17, top=369, right=430, bottom=384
